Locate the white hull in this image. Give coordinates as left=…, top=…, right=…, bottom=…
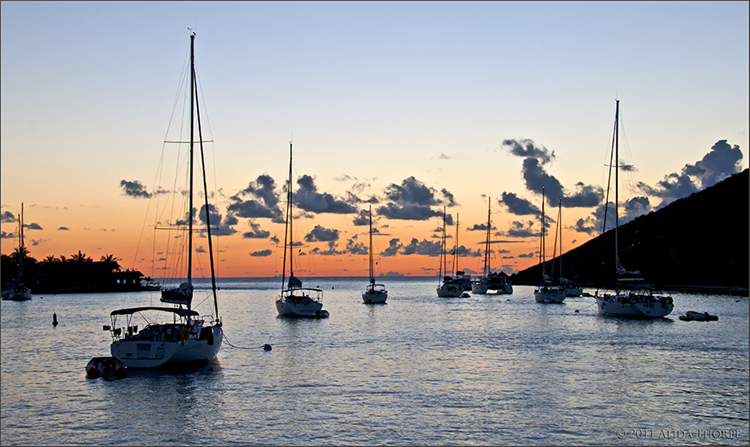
left=596, top=293, right=674, bottom=318
left=471, top=278, right=513, bottom=295
left=534, top=285, right=566, bottom=303
left=362, top=288, right=387, bottom=304
left=437, top=282, right=463, bottom=297
left=2, top=286, right=32, bottom=301
left=276, top=291, right=324, bottom=317
left=111, top=325, right=223, bottom=368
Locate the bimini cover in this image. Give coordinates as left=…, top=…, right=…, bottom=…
left=288, top=275, right=302, bottom=289
left=160, top=281, right=194, bottom=306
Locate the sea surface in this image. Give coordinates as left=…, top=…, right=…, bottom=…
left=1, top=277, right=748, bottom=446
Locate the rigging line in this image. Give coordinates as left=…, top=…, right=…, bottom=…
left=222, top=333, right=271, bottom=351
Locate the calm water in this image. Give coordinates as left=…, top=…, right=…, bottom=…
left=1, top=277, right=748, bottom=446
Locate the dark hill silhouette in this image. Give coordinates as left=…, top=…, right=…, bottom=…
left=510, top=169, right=749, bottom=293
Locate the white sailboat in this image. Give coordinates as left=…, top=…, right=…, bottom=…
left=275, top=142, right=329, bottom=318
left=471, top=197, right=513, bottom=295
left=550, top=197, right=582, bottom=297
left=362, top=205, right=388, bottom=304
left=534, top=188, right=566, bottom=303
left=437, top=207, right=464, bottom=297
left=595, top=100, right=674, bottom=318
left=107, top=33, right=223, bottom=368
left=2, top=203, right=32, bottom=301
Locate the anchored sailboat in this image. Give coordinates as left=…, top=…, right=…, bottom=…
left=534, top=188, right=566, bottom=303
left=437, top=208, right=465, bottom=297
left=362, top=205, right=387, bottom=304
left=106, top=33, right=223, bottom=368
left=471, top=197, right=512, bottom=295
left=275, top=142, right=329, bottom=318
left=2, top=203, right=32, bottom=301
left=595, top=100, right=674, bottom=318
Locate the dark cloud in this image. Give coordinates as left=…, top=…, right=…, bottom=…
left=0, top=231, right=14, bottom=239
left=242, top=222, right=271, bottom=239
left=305, top=225, right=340, bottom=242
left=637, top=140, right=743, bottom=208
left=382, top=238, right=403, bottom=257
left=499, top=192, right=540, bottom=216
left=120, top=180, right=152, bottom=198
left=561, top=183, right=603, bottom=208
left=198, top=204, right=237, bottom=236
left=503, top=138, right=555, bottom=164
left=1, top=211, right=15, bottom=223
left=295, top=175, right=358, bottom=214
left=377, top=203, right=442, bottom=221
left=24, top=223, right=43, bottom=230
left=250, top=249, right=272, bottom=257
left=346, top=238, right=368, bottom=255
left=622, top=196, right=651, bottom=222
left=500, top=220, right=538, bottom=238
left=518, top=252, right=536, bottom=258
left=401, top=238, right=442, bottom=256
left=228, top=175, right=283, bottom=222
left=311, top=241, right=346, bottom=256
left=58, top=226, right=70, bottom=231
left=522, top=158, right=564, bottom=204
left=352, top=209, right=371, bottom=226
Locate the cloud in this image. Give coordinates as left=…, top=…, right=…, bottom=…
left=0, top=231, right=14, bottom=239
left=198, top=204, right=237, bottom=236
left=295, top=175, right=358, bottom=214
left=637, top=140, right=744, bottom=208
left=58, top=226, right=70, bottom=231
left=24, top=223, right=43, bottom=230
left=304, top=225, right=340, bottom=242
left=561, top=183, right=603, bottom=208
left=242, top=222, right=271, bottom=239
left=228, top=175, right=283, bottom=221
left=503, top=138, right=555, bottom=164
left=382, top=238, right=403, bottom=257
left=120, top=180, right=152, bottom=198
left=377, top=203, right=442, bottom=220
left=500, top=220, right=538, bottom=238
left=377, top=177, right=456, bottom=220
left=401, top=238, right=442, bottom=256
left=250, top=249, right=272, bottom=257
left=346, top=238, right=368, bottom=255
left=622, top=196, right=651, bottom=222
left=499, top=192, right=540, bottom=216
left=352, top=209, right=371, bottom=226
left=1, top=211, right=15, bottom=223
left=310, top=241, right=346, bottom=256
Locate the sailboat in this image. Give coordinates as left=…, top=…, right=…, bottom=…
left=471, top=197, right=512, bottom=295
left=275, top=142, right=329, bottom=318
left=106, top=33, right=224, bottom=368
left=437, top=208, right=464, bottom=297
left=2, top=203, right=32, bottom=301
left=534, top=188, right=566, bottom=303
left=549, top=198, right=582, bottom=298
left=595, top=100, right=674, bottom=318
left=362, top=206, right=388, bottom=304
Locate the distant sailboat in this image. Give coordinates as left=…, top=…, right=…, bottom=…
left=534, top=188, right=566, bottom=303
left=2, top=203, right=32, bottom=301
left=437, top=208, right=464, bottom=297
left=362, top=205, right=387, bottom=304
left=275, top=142, right=329, bottom=318
left=471, top=197, right=512, bottom=295
left=107, top=32, right=223, bottom=368
left=595, top=100, right=674, bottom=318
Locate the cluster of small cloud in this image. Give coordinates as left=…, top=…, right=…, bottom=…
left=116, top=138, right=744, bottom=259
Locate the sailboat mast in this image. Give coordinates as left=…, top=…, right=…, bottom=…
left=369, top=205, right=374, bottom=284
left=281, top=142, right=294, bottom=293
left=540, top=187, right=545, bottom=278
left=191, top=33, right=219, bottom=318
left=187, top=32, right=195, bottom=286
left=440, top=206, right=447, bottom=284
left=484, top=198, right=491, bottom=276
left=18, top=203, right=24, bottom=279
left=614, top=99, right=620, bottom=286
left=454, top=213, right=460, bottom=276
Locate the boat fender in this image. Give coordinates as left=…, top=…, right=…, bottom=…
left=180, top=327, right=190, bottom=344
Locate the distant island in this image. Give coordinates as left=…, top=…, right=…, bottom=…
left=1, top=251, right=159, bottom=294
left=510, top=169, right=749, bottom=295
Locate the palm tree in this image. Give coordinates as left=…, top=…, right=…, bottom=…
left=44, top=255, right=58, bottom=263
left=100, top=254, right=115, bottom=262
left=71, top=250, right=91, bottom=262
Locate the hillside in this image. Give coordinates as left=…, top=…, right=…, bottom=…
left=510, top=169, right=749, bottom=292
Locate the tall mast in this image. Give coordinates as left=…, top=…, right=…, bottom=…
left=187, top=32, right=195, bottom=286
left=281, top=141, right=294, bottom=293
left=614, top=99, right=620, bottom=278
left=440, top=206, right=447, bottom=283
left=368, top=205, right=374, bottom=284
left=18, top=203, right=24, bottom=280
left=484, top=198, right=491, bottom=276
left=540, top=187, right=545, bottom=279
left=454, top=213, right=460, bottom=276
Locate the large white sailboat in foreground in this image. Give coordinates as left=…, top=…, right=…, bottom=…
left=362, top=205, right=387, bottom=304
left=107, top=33, right=223, bottom=368
left=471, top=197, right=512, bottom=295
left=534, top=188, right=566, bottom=304
left=275, top=143, right=329, bottom=318
left=595, top=100, right=674, bottom=318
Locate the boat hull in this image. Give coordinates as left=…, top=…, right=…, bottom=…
left=437, top=282, right=463, bottom=297
left=276, top=291, right=324, bottom=317
left=2, top=285, right=32, bottom=301
left=534, top=290, right=566, bottom=303
left=111, top=325, right=223, bottom=369
left=362, top=290, right=388, bottom=304
left=596, top=295, right=674, bottom=318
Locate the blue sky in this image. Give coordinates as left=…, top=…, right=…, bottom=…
left=1, top=1, right=748, bottom=276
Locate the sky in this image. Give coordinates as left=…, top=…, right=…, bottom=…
left=2, top=1, right=748, bottom=280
